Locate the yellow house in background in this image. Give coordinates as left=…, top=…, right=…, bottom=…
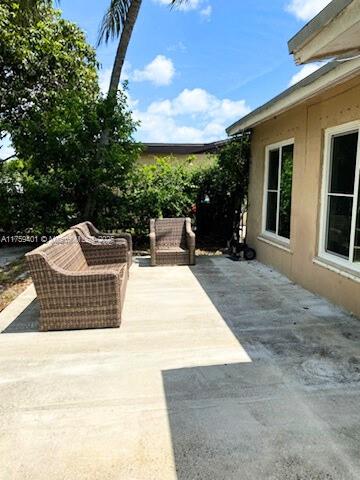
left=139, top=141, right=227, bottom=168
left=227, top=0, right=360, bottom=317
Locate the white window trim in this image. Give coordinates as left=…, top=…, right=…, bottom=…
left=262, top=138, right=294, bottom=245
left=319, top=120, right=360, bottom=273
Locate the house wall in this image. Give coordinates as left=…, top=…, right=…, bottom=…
left=247, top=76, right=360, bottom=317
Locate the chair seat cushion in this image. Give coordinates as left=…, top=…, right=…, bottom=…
left=156, top=247, right=188, bottom=253
left=155, top=248, right=190, bottom=266
left=88, top=263, right=127, bottom=277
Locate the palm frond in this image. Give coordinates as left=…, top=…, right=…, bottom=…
left=98, top=0, right=132, bottom=46
left=170, top=0, right=189, bottom=8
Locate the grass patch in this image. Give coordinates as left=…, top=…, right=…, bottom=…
left=0, top=257, right=31, bottom=312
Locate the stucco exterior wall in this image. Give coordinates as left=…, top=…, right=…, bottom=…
left=247, top=77, right=360, bottom=317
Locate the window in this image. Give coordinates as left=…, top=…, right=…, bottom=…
left=320, top=123, right=360, bottom=270
left=263, top=140, right=294, bottom=242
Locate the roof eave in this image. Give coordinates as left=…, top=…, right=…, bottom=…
left=226, top=58, right=360, bottom=135
left=288, top=0, right=353, bottom=57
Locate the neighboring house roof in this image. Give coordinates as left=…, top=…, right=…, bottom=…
left=288, top=0, right=360, bottom=64
left=143, top=140, right=228, bottom=155
left=226, top=58, right=360, bottom=134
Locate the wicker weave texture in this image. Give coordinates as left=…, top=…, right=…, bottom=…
left=80, top=221, right=133, bottom=268
left=71, top=226, right=128, bottom=268
left=26, top=230, right=128, bottom=331
left=150, top=218, right=196, bottom=266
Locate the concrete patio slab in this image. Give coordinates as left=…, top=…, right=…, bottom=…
left=0, top=256, right=359, bottom=479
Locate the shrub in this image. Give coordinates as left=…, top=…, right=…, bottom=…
left=195, top=135, right=250, bottom=246
left=116, top=158, right=200, bottom=244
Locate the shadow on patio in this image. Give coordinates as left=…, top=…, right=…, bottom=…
left=0, top=256, right=359, bottom=478
left=1, top=298, right=39, bottom=333
left=161, top=256, right=360, bottom=480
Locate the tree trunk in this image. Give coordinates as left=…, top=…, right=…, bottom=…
left=84, top=0, right=143, bottom=220
left=108, top=0, right=142, bottom=97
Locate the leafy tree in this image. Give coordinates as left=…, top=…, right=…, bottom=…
left=195, top=136, right=251, bottom=245
left=0, top=0, right=98, bottom=138
left=117, top=157, right=199, bottom=242
left=0, top=2, right=141, bottom=234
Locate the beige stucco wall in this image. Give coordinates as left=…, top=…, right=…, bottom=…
left=247, top=76, right=360, bottom=317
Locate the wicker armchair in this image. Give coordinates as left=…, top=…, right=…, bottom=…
left=71, top=221, right=133, bottom=268
left=150, top=218, right=196, bottom=266
left=26, top=230, right=128, bottom=331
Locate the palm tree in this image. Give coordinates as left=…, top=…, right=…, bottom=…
left=98, top=0, right=187, bottom=97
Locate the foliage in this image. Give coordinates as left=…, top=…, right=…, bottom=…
left=195, top=135, right=251, bottom=245
left=1, top=135, right=250, bottom=247
left=108, top=136, right=250, bottom=247
left=0, top=92, right=141, bottom=235
left=115, top=158, right=199, bottom=242
left=0, top=2, right=141, bottom=235
left=0, top=2, right=251, bottom=247
left=0, top=0, right=98, bottom=135
left=279, top=147, right=293, bottom=238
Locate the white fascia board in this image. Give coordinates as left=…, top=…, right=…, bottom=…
left=226, top=58, right=360, bottom=135
left=292, top=0, right=360, bottom=64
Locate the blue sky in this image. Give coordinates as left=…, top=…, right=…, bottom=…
left=1, top=0, right=332, bottom=156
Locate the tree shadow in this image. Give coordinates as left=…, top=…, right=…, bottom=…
left=134, top=256, right=151, bottom=267
left=2, top=299, right=39, bottom=333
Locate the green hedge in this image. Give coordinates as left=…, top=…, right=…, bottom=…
left=0, top=136, right=250, bottom=248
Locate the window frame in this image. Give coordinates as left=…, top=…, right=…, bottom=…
left=262, top=138, right=294, bottom=244
left=319, top=121, right=360, bottom=272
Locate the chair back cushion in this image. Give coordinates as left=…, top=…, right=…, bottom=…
left=28, top=230, right=87, bottom=273
left=155, top=218, right=187, bottom=248
left=85, top=221, right=98, bottom=236
left=71, top=222, right=92, bottom=239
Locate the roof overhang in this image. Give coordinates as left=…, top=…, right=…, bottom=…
left=288, top=0, right=360, bottom=64
left=226, top=58, right=360, bottom=135
left=143, top=140, right=228, bottom=155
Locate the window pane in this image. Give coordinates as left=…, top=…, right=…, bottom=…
left=326, top=196, right=353, bottom=258
left=266, top=192, right=277, bottom=233
left=330, top=132, right=358, bottom=194
left=268, top=149, right=279, bottom=190
left=354, top=178, right=360, bottom=262
left=278, top=145, right=294, bottom=239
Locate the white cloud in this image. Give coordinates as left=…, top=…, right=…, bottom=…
left=132, top=55, right=175, bottom=86
left=133, top=88, right=250, bottom=142
left=200, top=5, right=212, bottom=19
left=285, top=0, right=332, bottom=21
left=289, top=63, right=323, bottom=86
left=98, top=56, right=174, bottom=93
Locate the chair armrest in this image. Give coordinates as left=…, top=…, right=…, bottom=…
left=79, top=237, right=128, bottom=265
left=149, top=232, right=156, bottom=250
left=149, top=231, right=156, bottom=266
left=47, top=263, right=123, bottom=307
left=185, top=219, right=196, bottom=265
left=185, top=220, right=196, bottom=248
left=51, top=263, right=120, bottom=279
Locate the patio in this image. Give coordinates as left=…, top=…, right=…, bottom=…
left=0, top=256, right=360, bottom=479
